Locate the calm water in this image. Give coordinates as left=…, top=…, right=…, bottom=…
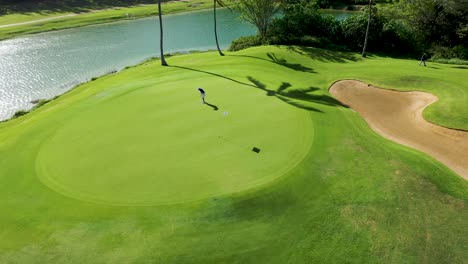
left=0, top=9, right=353, bottom=120
left=322, top=9, right=356, bottom=21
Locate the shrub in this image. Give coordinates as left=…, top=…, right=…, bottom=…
left=429, top=45, right=468, bottom=60
left=267, top=3, right=342, bottom=45
left=428, top=57, right=468, bottom=65
left=13, top=110, right=29, bottom=118
left=229, top=35, right=263, bottom=51
left=33, top=99, right=50, bottom=109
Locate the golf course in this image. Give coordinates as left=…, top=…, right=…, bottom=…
left=0, top=45, right=467, bottom=263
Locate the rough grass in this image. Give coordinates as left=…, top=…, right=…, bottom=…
left=0, top=46, right=466, bottom=263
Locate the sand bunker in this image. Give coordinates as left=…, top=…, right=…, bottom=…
left=329, top=80, right=468, bottom=179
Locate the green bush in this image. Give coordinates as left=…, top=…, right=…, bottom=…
left=33, top=99, right=50, bottom=109
left=229, top=35, right=263, bottom=51
left=13, top=110, right=29, bottom=118
left=429, top=57, right=468, bottom=65
left=268, top=2, right=341, bottom=44
left=429, top=45, right=468, bottom=61
left=266, top=3, right=416, bottom=56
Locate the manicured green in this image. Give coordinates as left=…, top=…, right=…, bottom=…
left=0, top=46, right=466, bottom=263
left=0, top=0, right=216, bottom=41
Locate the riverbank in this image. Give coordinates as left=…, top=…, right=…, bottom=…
left=0, top=7, right=253, bottom=121
left=0, top=0, right=218, bottom=41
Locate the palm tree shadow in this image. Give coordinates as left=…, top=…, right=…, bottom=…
left=228, top=53, right=316, bottom=73
left=247, top=76, right=347, bottom=112
left=205, top=102, right=219, bottom=111
left=286, top=46, right=361, bottom=63
left=266, top=53, right=316, bottom=73
left=171, top=65, right=256, bottom=87
left=170, top=65, right=345, bottom=113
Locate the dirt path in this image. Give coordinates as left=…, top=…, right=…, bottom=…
left=0, top=5, right=133, bottom=29
left=0, top=2, right=187, bottom=29
left=0, top=14, right=79, bottom=28
left=329, top=80, right=468, bottom=179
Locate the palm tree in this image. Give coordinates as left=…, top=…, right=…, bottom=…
left=158, top=0, right=168, bottom=66
left=214, top=0, right=230, bottom=56
left=362, top=0, right=372, bottom=57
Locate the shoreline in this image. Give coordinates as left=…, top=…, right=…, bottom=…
left=0, top=50, right=213, bottom=123
left=0, top=0, right=218, bottom=41
left=0, top=6, right=244, bottom=122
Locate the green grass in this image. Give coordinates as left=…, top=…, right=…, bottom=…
left=0, top=0, right=216, bottom=41
left=0, top=11, right=73, bottom=25
left=0, top=46, right=466, bottom=263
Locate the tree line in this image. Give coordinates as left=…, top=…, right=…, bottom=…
left=230, top=0, right=468, bottom=61
left=4, top=0, right=467, bottom=62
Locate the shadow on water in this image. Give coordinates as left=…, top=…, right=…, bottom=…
left=205, top=102, right=219, bottom=111
left=229, top=52, right=316, bottom=73
left=286, top=46, right=362, bottom=63
left=172, top=65, right=345, bottom=113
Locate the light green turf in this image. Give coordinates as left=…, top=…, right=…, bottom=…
left=0, top=46, right=466, bottom=263
left=0, top=0, right=216, bottom=40
left=34, top=62, right=313, bottom=205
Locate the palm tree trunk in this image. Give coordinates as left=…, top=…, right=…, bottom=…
left=214, top=0, right=224, bottom=56
left=158, top=0, right=168, bottom=66
left=362, top=0, right=372, bottom=58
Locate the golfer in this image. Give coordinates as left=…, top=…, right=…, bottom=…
left=419, top=53, right=427, bottom=66
left=198, top=87, right=206, bottom=103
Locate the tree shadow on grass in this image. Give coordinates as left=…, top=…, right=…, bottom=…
left=286, top=46, right=362, bottom=63
left=266, top=53, right=316, bottom=73
left=171, top=65, right=255, bottom=88
left=451, top=66, right=468, bottom=70
left=171, top=65, right=346, bottom=113
left=228, top=52, right=316, bottom=73
left=247, top=76, right=347, bottom=112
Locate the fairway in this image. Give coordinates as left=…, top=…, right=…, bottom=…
left=0, top=46, right=466, bottom=263
left=35, top=72, right=313, bottom=205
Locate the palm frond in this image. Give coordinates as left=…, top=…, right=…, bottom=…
left=216, top=0, right=232, bottom=11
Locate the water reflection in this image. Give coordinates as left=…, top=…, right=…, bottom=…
left=0, top=9, right=353, bottom=120
left=0, top=9, right=255, bottom=120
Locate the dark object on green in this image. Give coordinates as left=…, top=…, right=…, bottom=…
left=252, top=147, right=260, bottom=153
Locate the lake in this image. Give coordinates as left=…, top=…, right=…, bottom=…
left=0, top=8, right=354, bottom=120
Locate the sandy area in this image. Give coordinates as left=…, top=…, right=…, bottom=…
left=329, top=80, right=468, bottom=179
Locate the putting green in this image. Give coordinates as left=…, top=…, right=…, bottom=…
left=35, top=68, right=313, bottom=206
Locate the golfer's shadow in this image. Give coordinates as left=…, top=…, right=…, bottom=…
left=205, top=102, right=218, bottom=111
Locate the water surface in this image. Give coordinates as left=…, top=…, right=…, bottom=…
left=0, top=9, right=354, bottom=120
left=0, top=9, right=255, bottom=120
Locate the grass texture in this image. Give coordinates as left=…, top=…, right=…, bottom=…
left=0, top=46, right=466, bottom=263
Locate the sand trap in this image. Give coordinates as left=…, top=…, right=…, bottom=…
left=329, top=80, right=468, bottom=179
